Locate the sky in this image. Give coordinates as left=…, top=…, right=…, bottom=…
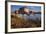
left=11, top=5, right=41, bottom=12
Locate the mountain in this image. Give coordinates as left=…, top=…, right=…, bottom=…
left=14, top=7, right=41, bottom=14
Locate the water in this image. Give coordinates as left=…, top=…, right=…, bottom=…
left=17, top=14, right=41, bottom=21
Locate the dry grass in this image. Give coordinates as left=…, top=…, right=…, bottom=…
left=11, top=14, right=41, bottom=28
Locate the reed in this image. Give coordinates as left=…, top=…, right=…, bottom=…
left=11, top=14, right=41, bottom=28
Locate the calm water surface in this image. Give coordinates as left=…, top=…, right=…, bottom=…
left=17, top=14, right=41, bottom=20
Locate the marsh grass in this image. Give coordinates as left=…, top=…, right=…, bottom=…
left=11, top=14, right=41, bottom=28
